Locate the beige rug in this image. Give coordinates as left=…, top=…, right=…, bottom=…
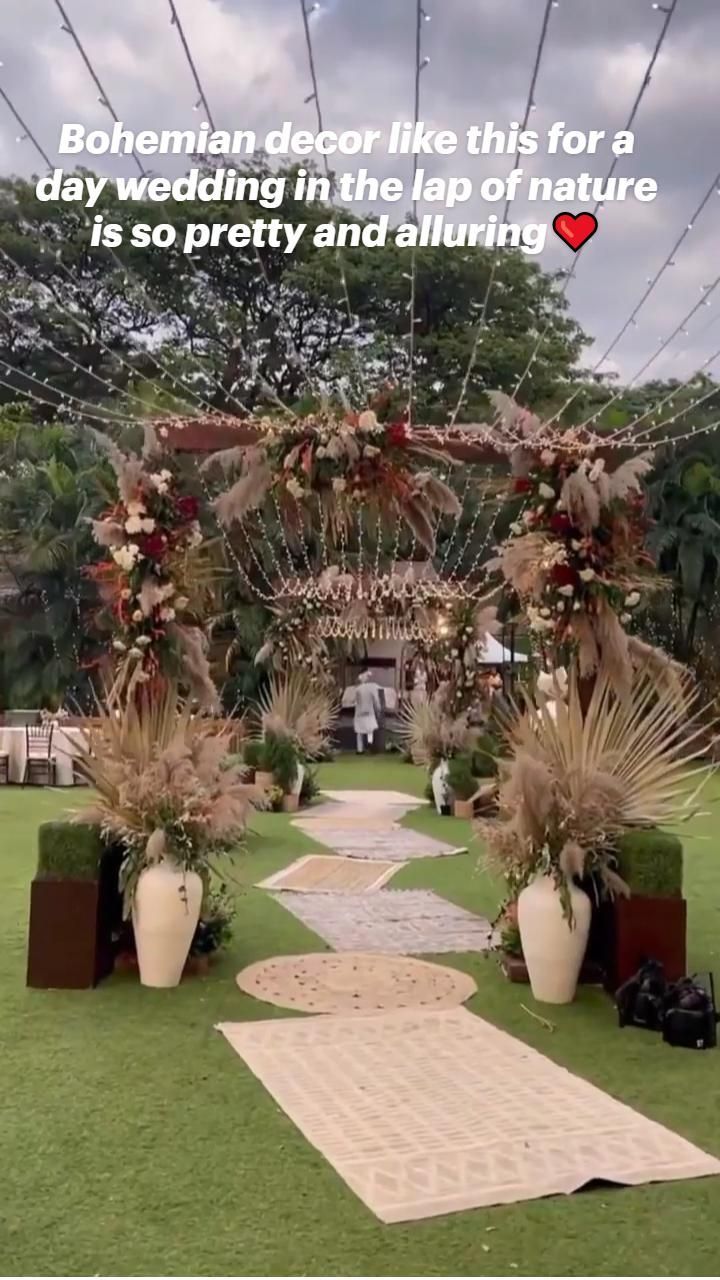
left=217, top=1007, right=720, bottom=1224
left=235, top=952, right=477, bottom=1014
left=257, top=855, right=402, bottom=894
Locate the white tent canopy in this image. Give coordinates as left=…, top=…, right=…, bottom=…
left=476, top=633, right=528, bottom=665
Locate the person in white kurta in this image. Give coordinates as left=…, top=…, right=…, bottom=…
left=354, top=671, right=382, bottom=754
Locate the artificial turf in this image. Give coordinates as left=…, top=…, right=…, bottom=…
left=2, top=756, right=720, bottom=1277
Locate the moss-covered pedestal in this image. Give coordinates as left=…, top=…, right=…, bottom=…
left=600, top=828, right=686, bottom=992
left=26, top=822, right=123, bottom=989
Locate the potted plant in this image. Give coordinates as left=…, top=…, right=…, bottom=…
left=479, top=665, right=711, bottom=1004
left=73, top=687, right=257, bottom=988
left=447, top=753, right=477, bottom=819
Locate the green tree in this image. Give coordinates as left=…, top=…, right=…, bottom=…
left=0, top=170, right=589, bottom=420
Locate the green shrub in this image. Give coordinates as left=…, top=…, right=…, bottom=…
left=243, top=740, right=265, bottom=770
left=36, top=821, right=105, bottom=881
left=263, top=731, right=299, bottom=793
left=191, top=884, right=235, bottom=956
left=616, top=828, right=683, bottom=898
left=447, top=754, right=477, bottom=801
left=471, top=732, right=499, bottom=777
left=299, top=764, right=320, bottom=805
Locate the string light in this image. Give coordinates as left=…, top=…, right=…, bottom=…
left=166, top=0, right=216, bottom=127
left=550, top=165, right=720, bottom=423
left=449, top=0, right=557, bottom=429
left=297, top=0, right=367, bottom=402
left=406, top=0, right=427, bottom=427
left=512, top=0, right=680, bottom=405
left=52, top=0, right=147, bottom=178
left=0, top=85, right=53, bottom=169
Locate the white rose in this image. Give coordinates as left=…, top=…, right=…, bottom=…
left=540, top=450, right=556, bottom=466
left=557, top=584, right=575, bottom=597
left=125, top=516, right=143, bottom=534
left=136, top=636, right=152, bottom=648
left=573, top=600, right=582, bottom=612
left=112, top=545, right=140, bottom=571
left=112, top=639, right=127, bottom=652
left=140, top=518, right=156, bottom=534
left=286, top=478, right=305, bottom=499
left=556, top=601, right=566, bottom=612
left=126, top=500, right=145, bottom=517
left=132, top=610, right=143, bottom=623
left=509, top=522, right=523, bottom=536
left=332, top=477, right=347, bottom=493
left=160, top=469, right=172, bottom=482
left=159, top=607, right=176, bottom=622
left=579, top=568, right=596, bottom=582
left=538, top=482, right=555, bottom=501
left=540, top=607, right=552, bottom=619
left=620, top=613, right=632, bottom=625
left=625, top=591, right=640, bottom=608
left=174, top=595, right=189, bottom=610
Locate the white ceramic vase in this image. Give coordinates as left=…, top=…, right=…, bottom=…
left=517, top=873, right=591, bottom=1004
left=431, top=759, right=450, bottom=814
left=132, top=860, right=203, bottom=989
left=292, top=761, right=305, bottom=799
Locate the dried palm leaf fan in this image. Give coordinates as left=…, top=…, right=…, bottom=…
left=481, top=663, right=716, bottom=899
left=254, top=671, right=339, bottom=759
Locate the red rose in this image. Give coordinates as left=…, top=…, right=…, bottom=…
left=550, top=562, right=577, bottom=587
left=139, top=531, right=168, bottom=561
left=386, top=421, right=410, bottom=447
left=514, top=477, right=532, bottom=494
left=549, top=512, right=571, bottom=535
left=175, top=495, right=199, bottom=521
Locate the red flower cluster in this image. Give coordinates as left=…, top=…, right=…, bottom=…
left=386, top=421, right=411, bottom=448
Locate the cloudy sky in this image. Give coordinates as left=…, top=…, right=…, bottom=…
left=1, top=0, right=719, bottom=385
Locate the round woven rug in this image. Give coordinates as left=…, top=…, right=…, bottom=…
left=235, top=952, right=477, bottom=1014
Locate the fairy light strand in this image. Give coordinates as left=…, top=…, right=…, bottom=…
left=512, top=0, right=681, bottom=406
left=407, top=0, right=429, bottom=426
left=298, top=0, right=366, bottom=402
left=52, top=0, right=147, bottom=178
left=449, top=0, right=556, bottom=428
left=0, top=85, right=53, bottom=170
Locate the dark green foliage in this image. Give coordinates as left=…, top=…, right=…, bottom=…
left=242, top=740, right=265, bottom=770
left=471, top=733, right=500, bottom=777
left=263, top=731, right=299, bottom=793
left=36, top=821, right=105, bottom=882
left=190, top=885, right=235, bottom=956
left=447, top=753, right=477, bottom=800
left=616, top=828, right=683, bottom=898
left=299, top=764, right=320, bottom=805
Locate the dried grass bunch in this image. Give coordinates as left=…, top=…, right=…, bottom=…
left=479, top=665, right=713, bottom=912
left=397, top=694, right=477, bottom=767
left=255, top=671, right=338, bottom=759
left=74, top=687, right=256, bottom=911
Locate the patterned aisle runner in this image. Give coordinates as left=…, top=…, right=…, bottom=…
left=271, top=888, right=492, bottom=955
left=218, top=1007, right=720, bottom=1222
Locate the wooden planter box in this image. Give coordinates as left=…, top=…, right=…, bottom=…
left=26, top=845, right=123, bottom=990
left=453, top=798, right=474, bottom=820
left=598, top=895, right=687, bottom=992
left=255, top=771, right=274, bottom=790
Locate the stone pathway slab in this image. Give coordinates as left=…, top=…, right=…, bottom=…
left=271, top=888, right=492, bottom=954
left=293, top=825, right=466, bottom=861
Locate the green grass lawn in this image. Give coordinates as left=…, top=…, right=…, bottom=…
left=2, top=756, right=720, bottom=1276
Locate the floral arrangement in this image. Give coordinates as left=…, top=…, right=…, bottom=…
left=204, top=409, right=460, bottom=554
left=254, top=597, right=330, bottom=675
left=478, top=665, right=711, bottom=921
left=88, top=429, right=217, bottom=707
left=73, top=685, right=258, bottom=913
left=486, top=393, right=658, bottom=695
left=417, top=600, right=500, bottom=714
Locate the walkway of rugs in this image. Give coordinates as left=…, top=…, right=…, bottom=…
left=217, top=790, right=720, bottom=1225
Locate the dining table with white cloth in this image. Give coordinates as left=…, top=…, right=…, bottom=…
left=0, top=724, right=87, bottom=785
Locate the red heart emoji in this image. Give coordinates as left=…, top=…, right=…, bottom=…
left=552, top=211, right=598, bottom=252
